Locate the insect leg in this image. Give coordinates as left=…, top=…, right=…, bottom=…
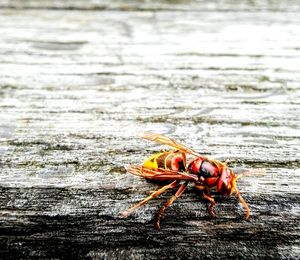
left=235, top=189, right=250, bottom=220
left=120, top=180, right=179, bottom=217
left=202, top=191, right=216, bottom=218
left=155, top=181, right=188, bottom=230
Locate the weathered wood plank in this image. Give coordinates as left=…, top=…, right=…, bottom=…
left=1, top=0, right=300, bottom=12
left=0, top=0, right=299, bottom=259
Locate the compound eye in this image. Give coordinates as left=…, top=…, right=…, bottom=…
left=217, top=168, right=233, bottom=195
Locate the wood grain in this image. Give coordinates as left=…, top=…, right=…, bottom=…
left=0, top=0, right=299, bottom=258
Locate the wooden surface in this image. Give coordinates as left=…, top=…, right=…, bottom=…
left=0, top=0, right=299, bottom=259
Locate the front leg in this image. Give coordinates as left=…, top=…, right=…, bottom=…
left=202, top=190, right=216, bottom=218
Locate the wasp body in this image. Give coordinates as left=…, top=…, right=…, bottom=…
left=121, top=132, right=262, bottom=230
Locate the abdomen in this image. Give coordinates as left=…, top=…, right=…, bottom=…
left=143, top=150, right=186, bottom=172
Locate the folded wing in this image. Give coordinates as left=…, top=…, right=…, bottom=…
left=127, top=164, right=198, bottom=182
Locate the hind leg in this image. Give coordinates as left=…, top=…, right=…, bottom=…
left=155, top=181, right=188, bottom=230
left=121, top=181, right=179, bottom=217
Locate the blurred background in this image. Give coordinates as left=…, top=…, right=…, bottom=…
left=0, top=0, right=299, bottom=259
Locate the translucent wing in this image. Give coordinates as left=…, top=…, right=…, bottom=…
left=142, top=132, right=206, bottom=158
left=127, top=164, right=198, bottom=182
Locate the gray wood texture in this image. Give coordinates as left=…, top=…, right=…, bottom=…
left=0, top=0, right=299, bottom=259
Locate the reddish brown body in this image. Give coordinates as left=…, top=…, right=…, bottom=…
left=121, top=132, right=259, bottom=230
left=188, top=158, right=220, bottom=187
